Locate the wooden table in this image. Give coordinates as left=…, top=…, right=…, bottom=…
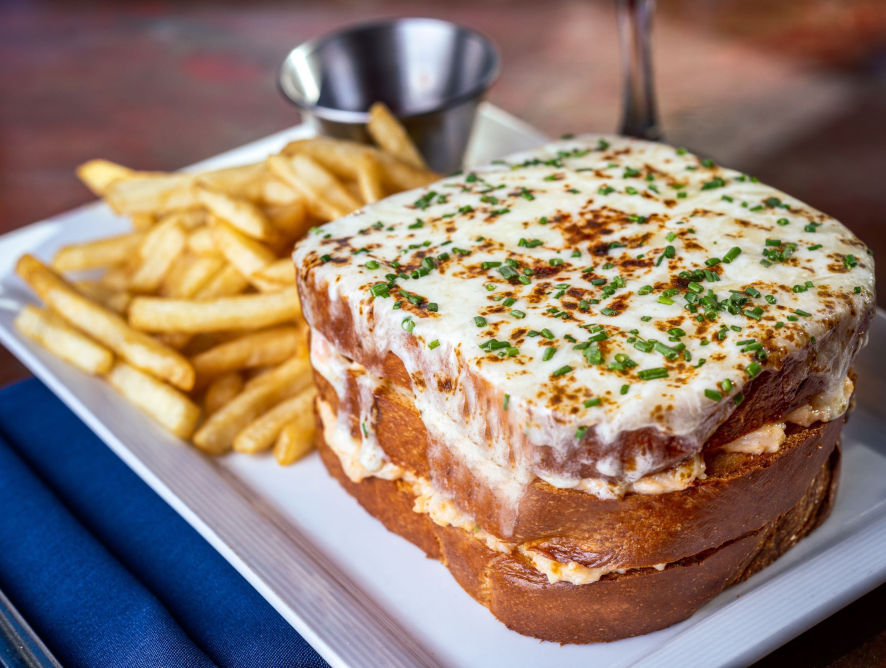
left=2, top=1, right=885, bottom=664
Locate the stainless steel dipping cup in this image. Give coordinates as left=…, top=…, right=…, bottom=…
left=279, top=18, right=500, bottom=174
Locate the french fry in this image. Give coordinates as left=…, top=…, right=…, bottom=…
left=53, top=233, right=145, bottom=272
left=74, top=280, right=130, bottom=314
left=16, top=255, right=194, bottom=390
left=354, top=154, right=385, bottom=204
left=196, top=186, right=278, bottom=241
left=76, top=159, right=137, bottom=196
left=252, top=258, right=295, bottom=286
left=282, top=137, right=438, bottom=191
left=130, top=213, right=155, bottom=231
left=191, top=325, right=304, bottom=382
left=186, top=227, right=218, bottom=256
left=193, top=355, right=311, bottom=454
left=274, top=412, right=317, bottom=465
left=210, top=219, right=277, bottom=282
left=193, top=264, right=250, bottom=299
left=106, top=361, right=201, bottom=438
left=261, top=178, right=301, bottom=206
left=204, top=372, right=244, bottom=415
left=161, top=253, right=224, bottom=298
left=15, top=305, right=114, bottom=375
left=104, top=172, right=198, bottom=215
left=267, top=154, right=359, bottom=220
left=368, top=102, right=426, bottom=169
left=100, top=265, right=132, bottom=292
left=129, top=287, right=300, bottom=333
left=197, top=162, right=266, bottom=199
left=264, top=201, right=308, bottom=239
left=129, top=221, right=187, bottom=294
left=234, top=386, right=316, bottom=454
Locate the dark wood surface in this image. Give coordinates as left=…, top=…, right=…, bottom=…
left=2, top=1, right=885, bottom=664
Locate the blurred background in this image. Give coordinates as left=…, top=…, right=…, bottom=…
left=1, top=1, right=885, bottom=664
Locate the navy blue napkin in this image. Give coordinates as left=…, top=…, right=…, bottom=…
left=0, top=378, right=326, bottom=668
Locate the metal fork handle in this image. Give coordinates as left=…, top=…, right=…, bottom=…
left=616, top=0, right=662, bottom=140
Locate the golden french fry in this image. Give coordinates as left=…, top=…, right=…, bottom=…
left=154, top=332, right=192, bottom=350
left=104, top=172, right=198, bottom=215
left=100, top=265, right=132, bottom=292
left=131, top=213, right=155, bottom=231
left=234, top=386, right=316, bottom=454
left=186, top=227, right=218, bottom=256
left=129, top=287, right=300, bottom=333
left=274, top=411, right=316, bottom=465
left=210, top=219, right=276, bottom=283
left=197, top=162, right=266, bottom=199
left=106, top=361, right=201, bottom=438
left=193, top=355, right=311, bottom=454
left=196, top=186, right=278, bottom=241
left=15, top=304, right=114, bottom=375
left=354, top=154, right=385, bottom=204
left=252, top=258, right=295, bottom=285
left=261, top=179, right=301, bottom=206
left=76, top=159, right=137, bottom=196
left=53, top=233, right=145, bottom=272
left=193, top=264, right=250, bottom=299
left=267, top=154, right=359, bottom=220
left=160, top=253, right=224, bottom=298
left=129, top=220, right=187, bottom=294
left=368, top=102, right=426, bottom=169
left=204, top=372, right=244, bottom=415
left=264, top=201, right=308, bottom=239
left=191, top=325, right=304, bottom=382
left=158, top=209, right=206, bottom=231
left=74, top=280, right=130, bottom=314
left=16, top=255, right=194, bottom=390
left=282, top=137, right=438, bottom=191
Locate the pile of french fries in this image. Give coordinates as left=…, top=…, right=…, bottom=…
left=14, top=103, right=438, bottom=465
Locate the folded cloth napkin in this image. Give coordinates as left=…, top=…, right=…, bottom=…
left=0, top=378, right=327, bottom=668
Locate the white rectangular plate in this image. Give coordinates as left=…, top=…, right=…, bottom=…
left=1, top=104, right=885, bottom=668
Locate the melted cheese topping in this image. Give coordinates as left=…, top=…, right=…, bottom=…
left=296, top=134, right=873, bottom=528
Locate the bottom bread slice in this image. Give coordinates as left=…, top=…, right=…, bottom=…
left=316, top=416, right=840, bottom=643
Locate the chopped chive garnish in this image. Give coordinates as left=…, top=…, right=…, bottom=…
left=427, top=303, right=438, bottom=312
left=722, top=247, right=741, bottom=263
left=575, top=426, right=588, bottom=439
left=584, top=397, right=602, bottom=407
left=794, top=309, right=811, bottom=317
left=401, top=318, right=414, bottom=333
left=542, top=347, right=556, bottom=361
left=746, top=362, right=762, bottom=378
left=601, top=307, right=618, bottom=316
left=510, top=309, right=526, bottom=319
left=620, top=384, right=630, bottom=395
left=658, top=296, right=674, bottom=305
left=428, top=339, right=440, bottom=349
left=369, top=283, right=389, bottom=297
left=502, top=394, right=510, bottom=410
left=474, top=316, right=487, bottom=327
left=638, top=367, right=669, bottom=380
left=704, top=389, right=722, bottom=401
left=844, top=254, right=858, bottom=269
left=540, top=328, right=555, bottom=339
left=552, top=365, right=573, bottom=377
